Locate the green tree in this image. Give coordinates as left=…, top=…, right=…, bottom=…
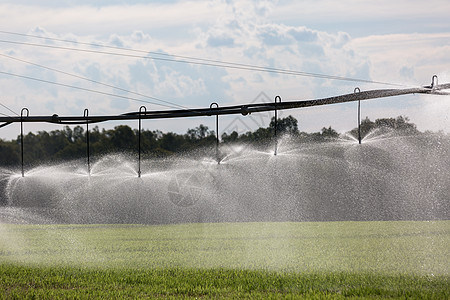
left=72, top=126, right=85, bottom=143
left=321, top=126, right=339, bottom=138
left=110, top=125, right=137, bottom=151
left=139, top=130, right=159, bottom=155
left=221, top=131, right=239, bottom=143
left=186, top=124, right=210, bottom=140
left=21, top=132, right=46, bottom=165
left=0, top=140, right=19, bottom=166
left=375, top=116, right=418, bottom=134
left=349, top=116, right=418, bottom=140
left=159, top=132, right=185, bottom=153
left=269, top=115, right=299, bottom=136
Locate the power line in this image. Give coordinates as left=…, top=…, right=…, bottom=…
left=0, top=37, right=404, bottom=87
left=0, top=53, right=188, bottom=110
left=0, top=30, right=232, bottom=65
left=0, top=102, right=18, bottom=116
left=0, top=30, right=406, bottom=87
left=0, top=70, right=179, bottom=109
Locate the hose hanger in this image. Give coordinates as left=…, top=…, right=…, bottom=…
left=20, top=107, right=29, bottom=177
left=138, top=105, right=147, bottom=177
left=354, top=87, right=361, bottom=144
left=210, top=102, right=220, bottom=164
left=274, top=95, right=281, bottom=155
left=84, top=108, right=90, bottom=175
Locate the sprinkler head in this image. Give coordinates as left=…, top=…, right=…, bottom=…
left=52, top=114, right=59, bottom=123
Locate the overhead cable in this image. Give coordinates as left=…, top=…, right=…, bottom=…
left=0, top=53, right=187, bottom=110
left=0, top=70, right=178, bottom=109
left=0, top=102, right=18, bottom=116
left=0, top=38, right=404, bottom=87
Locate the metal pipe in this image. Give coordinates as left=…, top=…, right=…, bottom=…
left=20, top=108, right=29, bottom=177
left=354, top=88, right=361, bottom=144
left=138, top=105, right=146, bottom=177
left=1, top=84, right=449, bottom=127
left=83, top=109, right=90, bottom=175
left=274, top=96, right=281, bottom=155
left=210, top=102, right=219, bottom=163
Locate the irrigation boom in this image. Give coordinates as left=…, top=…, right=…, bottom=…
left=1, top=77, right=449, bottom=128
left=2, top=75, right=449, bottom=176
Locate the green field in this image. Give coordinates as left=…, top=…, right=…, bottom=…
left=1, top=221, right=449, bottom=298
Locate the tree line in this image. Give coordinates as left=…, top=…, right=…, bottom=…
left=0, top=115, right=419, bottom=167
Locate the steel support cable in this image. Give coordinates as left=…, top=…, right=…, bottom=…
left=0, top=69, right=227, bottom=117
left=0, top=102, right=18, bottom=129
left=0, top=39, right=403, bottom=87
left=0, top=102, right=18, bottom=116
left=0, top=69, right=225, bottom=121
left=0, top=69, right=234, bottom=121
left=0, top=70, right=178, bottom=109
left=0, top=121, right=12, bottom=129
left=0, top=53, right=188, bottom=110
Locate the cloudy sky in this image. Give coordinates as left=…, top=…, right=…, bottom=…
left=0, top=0, right=449, bottom=140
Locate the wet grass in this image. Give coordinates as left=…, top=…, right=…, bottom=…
left=0, top=221, right=449, bottom=298
left=1, top=264, right=448, bottom=299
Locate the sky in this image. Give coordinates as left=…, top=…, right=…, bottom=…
left=0, top=0, right=449, bottom=140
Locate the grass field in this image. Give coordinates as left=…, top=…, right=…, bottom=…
left=0, top=221, right=449, bottom=298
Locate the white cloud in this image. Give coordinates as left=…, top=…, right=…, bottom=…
left=348, top=33, right=450, bottom=85
left=269, top=0, right=450, bottom=32
left=0, top=2, right=228, bottom=35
